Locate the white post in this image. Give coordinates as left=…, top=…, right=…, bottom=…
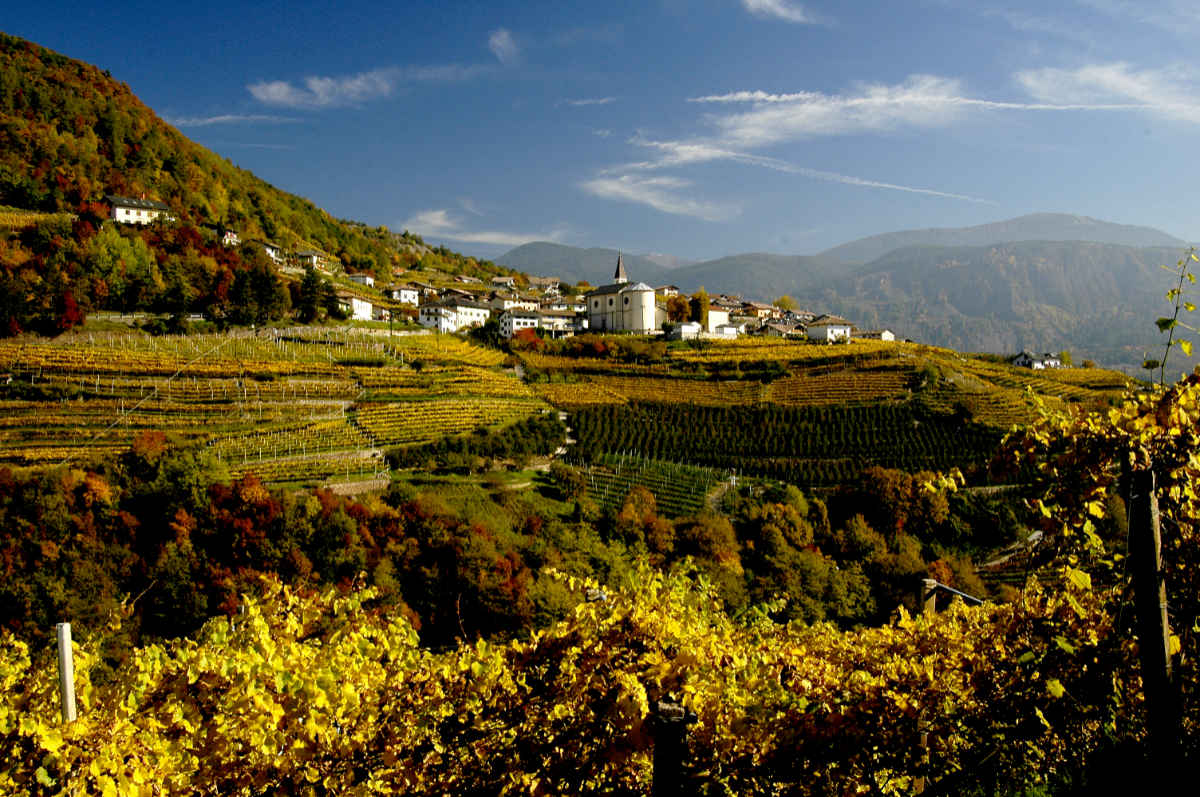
left=56, top=623, right=77, bottom=722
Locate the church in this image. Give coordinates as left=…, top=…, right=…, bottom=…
left=584, top=254, right=659, bottom=333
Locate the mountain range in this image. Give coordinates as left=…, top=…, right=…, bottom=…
left=500, top=214, right=1195, bottom=373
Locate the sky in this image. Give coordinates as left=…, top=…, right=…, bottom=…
left=8, top=1, right=1200, bottom=261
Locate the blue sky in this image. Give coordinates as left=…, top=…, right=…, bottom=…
left=8, top=1, right=1200, bottom=261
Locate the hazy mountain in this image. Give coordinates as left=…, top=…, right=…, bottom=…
left=642, top=253, right=696, bottom=270
left=813, top=241, right=1180, bottom=373
left=666, top=253, right=849, bottom=300
left=819, top=213, right=1188, bottom=265
left=498, top=242, right=672, bottom=286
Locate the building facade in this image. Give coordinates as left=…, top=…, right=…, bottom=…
left=106, top=194, right=170, bottom=225
left=584, top=254, right=658, bottom=334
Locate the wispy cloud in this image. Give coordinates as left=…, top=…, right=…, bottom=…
left=593, top=129, right=613, bottom=137
left=688, top=74, right=1153, bottom=148
left=620, top=138, right=994, bottom=203
left=403, top=209, right=566, bottom=247
left=1016, top=62, right=1200, bottom=122
left=488, top=28, right=520, bottom=65
left=165, top=113, right=298, bottom=127
left=579, top=175, right=739, bottom=221
left=248, top=64, right=491, bottom=108
left=564, top=97, right=617, bottom=107
left=458, top=198, right=484, bottom=216
left=741, top=0, right=825, bottom=24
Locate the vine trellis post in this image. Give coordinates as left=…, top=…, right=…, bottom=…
left=1126, top=465, right=1180, bottom=772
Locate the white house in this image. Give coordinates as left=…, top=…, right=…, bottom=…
left=388, top=284, right=420, bottom=306
left=703, top=307, right=731, bottom=334
left=347, top=273, right=375, bottom=288
left=713, top=323, right=741, bottom=338
left=585, top=254, right=658, bottom=334
left=252, top=240, right=283, bottom=264
left=666, top=321, right=702, bottom=341
left=806, top=314, right=854, bottom=342
left=490, top=293, right=539, bottom=313
left=336, top=292, right=374, bottom=321
left=858, top=329, right=896, bottom=342
left=1012, top=350, right=1062, bottom=369
left=106, top=194, right=170, bottom=225
left=219, top=230, right=240, bottom=247
left=499, top=309, right=540, bottom=338
left=537, top=310, right=578, bottom=337
left=491, top=275, right=517, bottom=289
left=418, top=299, right=491, bottom=333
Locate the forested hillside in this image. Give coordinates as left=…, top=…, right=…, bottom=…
left=0, top=34, right=397, bottom=264
left=0, top=33, right=513, bottom=334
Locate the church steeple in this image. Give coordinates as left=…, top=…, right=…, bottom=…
left=613, top=252, right=629, bottom=284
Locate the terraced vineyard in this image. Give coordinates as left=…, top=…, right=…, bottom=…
left=573, top=453, right=722, bottom=517
left=572, top=402, right=1005, bottom=486
left=0, top=328, right=542, bottom=484
left=766, top=366, right=913, bottom=406
left=352, top=397, right=545, bottom=446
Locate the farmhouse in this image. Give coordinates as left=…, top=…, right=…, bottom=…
left=806, top=314, right=853, bottom=343
left=251, top=240, right=283, bottom=264
left=335, top=291, right=373, bottom=322
left=1012, top=350, right=1062, bottom=370
left=387, top=284, right=420, bottom=305
left=490, top=292, right=539, bottom=313
left=584, top=254, right=659, bottom=334
left=418, top=299, right=490, bottom=334
left=499, top=309, right=539, bottom=339
left=295, top=250, right=331, bottom=271
left=857, top=329, right=896, bottom=342
left=347, top=273, right=375, bottom=288
left=106, top=194, right=170, bottom=225
left=666, top=321, right=702, bottom=341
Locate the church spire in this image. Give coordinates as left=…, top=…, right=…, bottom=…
left=614, top=252, right=629, bottom=284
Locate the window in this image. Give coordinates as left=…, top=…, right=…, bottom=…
left=623, top=297, right=629, bottom=306
left=608, top=298, right=613, bottom=307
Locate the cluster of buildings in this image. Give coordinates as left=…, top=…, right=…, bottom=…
left=103, top=195, right=893, bottom=342
left=402, top=254, right=893, bottom=344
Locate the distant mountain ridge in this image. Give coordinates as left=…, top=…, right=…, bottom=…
left=499, top=214, right=1192, bottom=372
left=818, top=213, right=1188, bottom=264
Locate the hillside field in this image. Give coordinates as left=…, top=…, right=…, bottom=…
left=524, top=338, right=1132, bottom=485
left=0, top=327, right=543, bottom=486
left=0, top=334, right=1133, bottom=489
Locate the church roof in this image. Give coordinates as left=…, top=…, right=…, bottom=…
left=584, top=281, right=654, bottom=297
left=614, top=252, right=628, bottom=283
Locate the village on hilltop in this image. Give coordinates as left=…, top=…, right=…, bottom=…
left=103, top=195, right=1069, bottom=368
